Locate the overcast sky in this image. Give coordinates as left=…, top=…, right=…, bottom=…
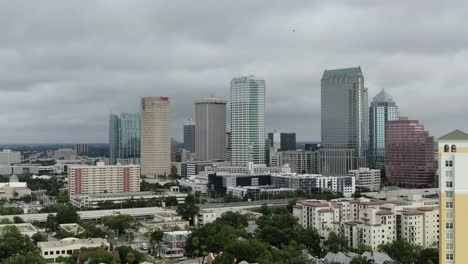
left=0, top=1, right=467, bottom=143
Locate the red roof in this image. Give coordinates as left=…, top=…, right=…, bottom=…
left=318, top=209, right=334, bottom=213
left=402, top=211, right=424, bottom=216
left=301, top=201, right=330, bottom=207
left=293, top=205, right=303, bottom=209
left=376, top=211, right=394, bottom=215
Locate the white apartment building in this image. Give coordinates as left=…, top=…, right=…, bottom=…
left=140, top=97, right=171, bottom=177
left=205, top=162, right=291, bottom=175
left=38, top=238, right=110, bottom=262
left=161, top=231, right=191, bottom=258
left=349, top=167, right=381, bottom=192
left=293, top=197, right=439, bottom=250
left=0, top=149, right=21, bottom=165
left=68, top=162, right=140, bottom=196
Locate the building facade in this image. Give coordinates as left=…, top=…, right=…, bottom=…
left=438, top=130, right=468, bottom=264
left=38, top=238, right=110, bottom=262
left=280, top=133, right=296, bottom=151
left=349, top=167, right=381, bottom=192
left=0, top=150, right=21, bottom=165
left=183, top=119, right=196, bottom=153
left=195, top=97, right=227, bottom=161
left=321, top=67, right=368, bottom=175
left=74, top=144, right=89, bottom=156
left=271, top=173, right=355, bottom=197
left=140, top=97, right=171, bottom=177
left=385, top=118, right=435, bottom=188
left=68, top=162, right=140, bottom=196
left=109, top=113, right=141, bottom=165
left=230, top=76, right=266, bottom=165
left=369, top=89, right=398, bottom=171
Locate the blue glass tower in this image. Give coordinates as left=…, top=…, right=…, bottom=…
left=109, top=113, right=141, bottom=165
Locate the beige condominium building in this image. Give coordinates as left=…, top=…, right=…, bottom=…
left=140, top=97, right=171, bottom=177
left=438, top=130, right=468, bottom=264
left=68, top=162, right=140, bottom=195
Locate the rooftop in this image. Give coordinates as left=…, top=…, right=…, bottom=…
left=373, top=89, right=394, bottom=103
left=437, top=129, right=468, bottom=141
left=322, top=66, right=362, bottom=79
left=38, top=238, right=109, bottom=248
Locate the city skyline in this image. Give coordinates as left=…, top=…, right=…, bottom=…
left=0, top=1, right=467, bottom=143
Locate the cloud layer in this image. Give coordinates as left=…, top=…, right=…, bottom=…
left=0, top=0, right=467, bottom=143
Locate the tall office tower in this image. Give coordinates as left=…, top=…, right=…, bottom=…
left=438, top=130, right=468, bottom=264
left=230, top=76, right=266, bottom=165
left=268, top=131, right=281, bottom=151
left=195, top=97, right=227, bottom=161
left=385, top=118, right=435, bottom=188
left=140, top=97, right=171, bottom=177
left=369, top=89, right=398, bottom=171
left=74, top=144, right=89, bottom=156
left=171, top=138, right=177, bottom=162
left=109, top=113, right=141, bottom=165
left=183, top=119, right=196, bottom=152
left=280, top=133, right=296, bottom=151
left=267, top=131, right=281, bottom=166
left=320, top=67, right=368, bottom=175
left=226, top=132, right=232, bottom=162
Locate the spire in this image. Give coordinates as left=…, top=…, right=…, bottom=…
left=373, top=89, right=394, bottom=103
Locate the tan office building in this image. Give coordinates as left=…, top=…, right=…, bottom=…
left=140, top=97, right=171, bottom=177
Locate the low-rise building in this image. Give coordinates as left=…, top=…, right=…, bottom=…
left=0, top=223, right=39, bottom=237
left=138, top=212, right=189, bottom=233
left=226, top=185, right=296, bottom=199
left=38, top=238, right=110, bottom=262
left=197, top=207, right=261, bottom=226
left=205, top=162, right=291, bottom=175
left=54, top=148, right=77, bottom=160
left=0, top=175, right=32, bottom=200
left=59, top=223, right=85, bottom=235
left=161, top=231, right=191, bottom=258
left=69, top=191, right=187, bottom=208
left=349, top=167, right=381, bottom=192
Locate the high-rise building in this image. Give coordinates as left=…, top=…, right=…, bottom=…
left=226, top=132, right=232, bottom=162
left=0, top=150, right=21, bottom=165
left=109, top=113, right=141, bottom=165
left=385, top=118, right=435, bottom=188
left=68, top=162, right=140, bottom=196
left=230, top=75, right=266, bottom=165
left=74, top=144, right=89, bottom=156
left=369, top=89, right=398, bottom=171
left=183, top=119, right=196, bottom=153
left=349, top=167, right=381, bottom=192
left=280, top=133, right=296, bottom=151
left=195, top=97, right=227, bottom=161
left=438, top=129, right=468, bottom=264
left=268, top=131, right=281, bottom=151
left=171, top=138, right=177, bottom=162
left=320, top=67, right=368, bottom=175
left=140, top=97, right=171, bottom=177
left=280, top=150, right=320, bottom=174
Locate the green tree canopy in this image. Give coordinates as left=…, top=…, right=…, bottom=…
left=0, top=226, right=37, bottom=261
left=3, top=251, right=46, bottom=264
left=104, top=215, right=133, bottom=236
left=215, top=211, right=248, bottom=228
left=324, top=231, right=349, bottom=253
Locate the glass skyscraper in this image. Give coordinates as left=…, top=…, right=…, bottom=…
left=230, top=75, right=266, bottom=166
left=369, top=89, right=398, bottom=171
left=109, top=113, right=141, bottom=165
left=320, top=67, right=368, bottom=175
left=183, top=119, right=195, bottom=153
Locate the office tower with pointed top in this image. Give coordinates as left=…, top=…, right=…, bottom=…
left=140, top=97, right=171, bottom=177
left=195, top=97, right=227, bottom=161
left=369, top=89, right=399, bottom=171
left=230, top=75, right=266, bottom=166
left=320, top=67, right=368, bottom=175
left=183, top=119, right=196, bottom=153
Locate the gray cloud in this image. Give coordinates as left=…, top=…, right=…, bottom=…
left=0, top=0, right=467, bottom=143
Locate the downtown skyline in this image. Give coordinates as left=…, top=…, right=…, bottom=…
left=0, top=1, right=467, bottom=143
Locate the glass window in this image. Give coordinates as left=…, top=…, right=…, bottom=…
left=446, top=212, right=454, bottom=219
left=444, top=145, right=450, bottom=152
left=451, top=145, right=457, bottom=152
left=446, top=202, right=454, bottom=209
left=446, top=243, right=454, bottom=250
left=446, top=223, right=454, bottom=229
left=445, top=160, right=453, bottom=167
left=446, top=253, right=454, bottom=260
left=446, top=191, right=454, bottom=198
left=446, top=181, right=453, bottom=188
left=446, top=232, right=454, bottom=240
left=445, top=170, right=453, bottom=177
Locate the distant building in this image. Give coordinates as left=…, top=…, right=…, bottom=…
left=369, top=89, right=398, bottom=171
left=437, top=129, right=468, bottom=264
left=0, top=175, right=31, bottom=200
left=0, top=150, right=21, bottom=165
left=161, top=231, right=191, bottom=258
left=109, top=113, right=141, bottom=165
left=226, top=132, right=232, bottom=162
left=74, top=144, right=89, bottom=156
left=69, top=191, right=186, bottom=208
left=195, top=97, right=227, bottom=161
left=268, top=131, right=281, bottom=151
left=68, top=162, right=140, bottom=196
left=385, top=118, right=435, bottom=188
left=230, top=76, right=266, bottom=165
left=280, top=133, right=296, bottom=151
left=171, top=138, right=177, bottom=163
left=140, top=97, right=171, bottom=177
left=304, top=144, right=319, bottom=151
left=183, top=119, right=196, bottom=153
left=280, top=150, right=320, bottom=174
left=38, top=238, right=110, bottom=262
left=271, top=173, right=355, bottom=197
left=54, top=149, right=77, bottom=160
left=321, top=67, right=368, bottom=175
left=349, top=167, right=381, bottom=192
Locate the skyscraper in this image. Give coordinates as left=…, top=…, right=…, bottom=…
left=140, top=97, right=171, bottom=177
left=320, top=67, right=368, bottom=175
left=183, top=119, right=195, bottom=153
left=195, top=97, right=227, bottom=161
left=109, top=113, right=141, bottom=165
left=280, top=133, right=296, bottom=151
left=369, top=89, right=398, bottom=171
left=230, top=75, right=266, bottom=166
left=268, top=131, right=281, bottom=151
left=75, top=144, right=89, bottom=156
left=438, top=129, right=468, bottom=264
left=385, top=118, right=435, bottom=188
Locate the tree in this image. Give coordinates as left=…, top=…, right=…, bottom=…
left=117, top=246, right=145, bottom=264
left=46, top=214, right=58, bottom=232
left=150, top=230, right=164, bottom=243
left=56, top=190, right=69, bottom=204
left=215, top=211, right=248, bottom=228
left=357, top=243, right=373, bottom=254
left=3, top=251, right=46, bottom=264
left=380, top=240, right=419, bottom=264
left=296, top=228, right=321, bottom=255
left=0, top=226, right=37, bottom=261
left=104, top=215, right=133, bottom=236
left=224, top=239, right=271, bottom=263
left=13, top=216, right=24, bottom=223
left=324, top=232, right=349, bottom=253
left=351, top=256, right=375, bottom=264
left=78, top=247, right=118, bottom=264
left=31, top=232, right=47, bottom=245
left=55, top=204, right=80, bottom=224
left=417, top=248, right=438, bottom=264
left=177, top=194, right=200, bottom=225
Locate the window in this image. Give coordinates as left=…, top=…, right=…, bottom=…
left=446, top=243, right=454, bottom=250
left=446, top=223, right=454, bottom=229
left=44, top=252, right=48, bottom=256
left=446, top=160, right=453, bottom=167
left=446, top=202, right=454, bottom=209
left=444, top=145, right=450, bottom=152
left=451, top=145, right=457, bottom=152
left=445, top=170, right=453, bottom=177
left=446, top=181, right=453, bottom=188
left=446, top=253, right=454, bottom=260
left=446, top=191, right=454, bottom=198
left=446, top=233, right=454, bottom=240
left=446, top=212, right=454, bottom=219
